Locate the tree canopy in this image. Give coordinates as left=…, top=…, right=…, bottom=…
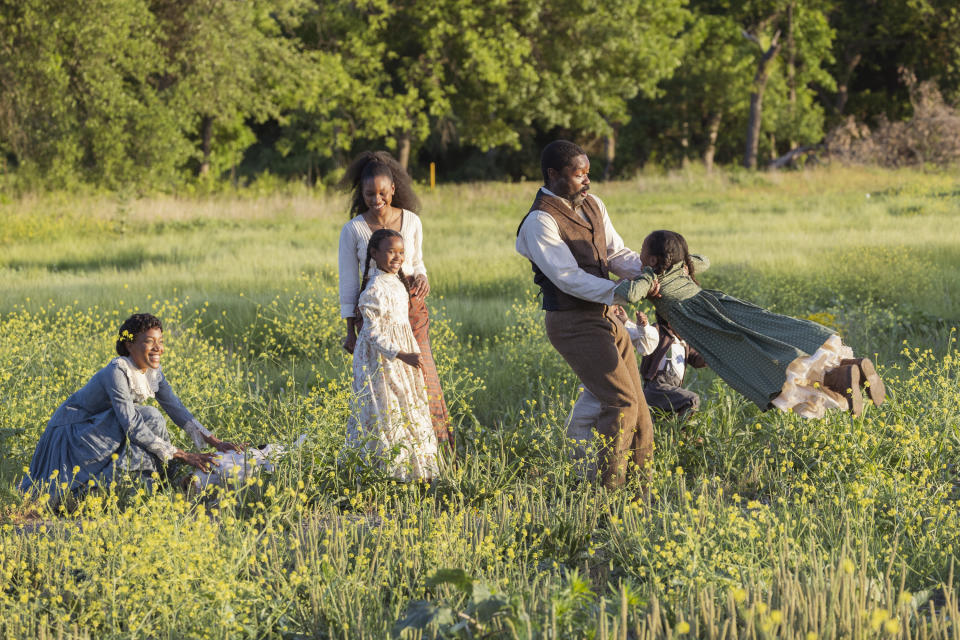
left=0, top=0, right=957, bottom=188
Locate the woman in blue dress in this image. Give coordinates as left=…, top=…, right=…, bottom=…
left=20, top=313, right=242, bottom=502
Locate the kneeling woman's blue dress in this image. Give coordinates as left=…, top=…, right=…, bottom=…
left=20, top=356, right=211, bottom=500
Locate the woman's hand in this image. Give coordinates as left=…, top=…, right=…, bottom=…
left=173, top=450, right=218, bottom=473
left=343, top=332, right=357, bottom=354
left=343, top=317, right=359, bottom=354
left=397, top=352, right=423, bottom=368
left=203, top=433, right=244, bottom=454
left=409, top=274, right=430, bottom=299
left=635, top=311, right=649, bottom=326
left=611, top=305, right=628, bottom=324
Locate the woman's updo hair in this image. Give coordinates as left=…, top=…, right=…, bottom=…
left=116, top=313, right=163, bottom=357
left=644, top=230, right=699, bottom=285
left=342, top=150, right=421, bottom=218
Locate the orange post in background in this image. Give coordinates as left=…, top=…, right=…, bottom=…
left=429, top=162, right=436, bottom=189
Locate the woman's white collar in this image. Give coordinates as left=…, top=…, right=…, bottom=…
left=114, top=356, right=161, bottom=402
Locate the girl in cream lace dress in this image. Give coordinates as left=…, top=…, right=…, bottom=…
left=347, top=229, right=439, bottom=481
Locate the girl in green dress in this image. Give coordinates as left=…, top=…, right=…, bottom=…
left=613, top=230, right=885, bottom=418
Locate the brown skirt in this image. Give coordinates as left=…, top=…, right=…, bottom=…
left=406, top=289, right=454, bottom=452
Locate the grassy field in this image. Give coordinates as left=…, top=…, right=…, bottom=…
left=1, top=166, right=960, bottom=638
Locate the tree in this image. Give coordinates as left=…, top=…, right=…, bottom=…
left=287, top=0, right=541, bottom=172
left=645, top=13, right=755, bottom=171
left=149, top=0, right=316, bottom=179
left=526, top=0, right=689, bottom=178
left=827, top=0, right=960, bottom=124
left=0, top=0, right=186, bottom=186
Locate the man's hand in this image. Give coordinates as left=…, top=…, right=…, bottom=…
left=611, top=305, right=628, bottom=324
left=635, top=311, right=649, bottom=326
left=397, top=352, right=423, bottom=368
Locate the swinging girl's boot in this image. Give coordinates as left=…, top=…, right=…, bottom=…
left=840, top=358, right=886, bottom=406
left=823, top=365, right=864, bottom=417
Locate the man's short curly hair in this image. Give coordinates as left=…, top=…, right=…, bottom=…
left=116, top=313, right=163, bottom=356
left=541, top=140, right=586, bottom=184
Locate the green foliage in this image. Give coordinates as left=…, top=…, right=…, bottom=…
left=527, top=0, right=688, bottom=137
left=2, top=0, right=960, bottom=185
left=0, top=0, right=186, bottom=187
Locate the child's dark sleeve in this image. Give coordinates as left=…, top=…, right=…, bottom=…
left=687, top=345, right=708, bottom=369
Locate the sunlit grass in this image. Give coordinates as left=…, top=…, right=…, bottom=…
left=1, top=166, right=960, bottom=638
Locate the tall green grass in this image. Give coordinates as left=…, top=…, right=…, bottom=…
left=1, top=166, right=960, bottom=638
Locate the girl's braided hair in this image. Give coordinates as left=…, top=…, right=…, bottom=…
left=360, top=228, right=412, bottom=297
left=342, top=151, right=421, bottom=219
left=116, top=313, right=163, bottom=356
left=643, top=230, right=699, bottom=285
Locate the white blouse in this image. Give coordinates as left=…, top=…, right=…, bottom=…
left=338, top=210, right=428, bottom=318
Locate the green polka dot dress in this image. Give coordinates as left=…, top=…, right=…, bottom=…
left=627, top=256, right=835, bottom=410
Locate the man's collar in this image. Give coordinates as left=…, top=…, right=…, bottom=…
left=540, top=186, right=574, bottom=209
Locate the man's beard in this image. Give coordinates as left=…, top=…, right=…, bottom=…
left=568, top=190, right=587, bottom=208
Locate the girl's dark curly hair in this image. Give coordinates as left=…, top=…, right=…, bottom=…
left=360, top=228, right=412, bottom=297
left=341, top=151, right=421, bottom=218
left=116, top=313, right=163, bottom=357
left=643, top=230, right=699, bottom=285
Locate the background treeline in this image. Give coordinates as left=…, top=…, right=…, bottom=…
left=1, top=0, right=958, bottom=189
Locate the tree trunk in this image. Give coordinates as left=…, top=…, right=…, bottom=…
left=680, top=120, right=690, bottom=168
left=834, top=52, right=862, bottom=115
left=786, top=3, right=797, bottom=150
left=704, top=112, right=722, bottom=173
left=199, top=115, right=213, bottom=176
left=396, top=132, right=412, bottom=172
left=602, top=128, right=616, bottom=180
left=743, top=31, right=782, bottom=170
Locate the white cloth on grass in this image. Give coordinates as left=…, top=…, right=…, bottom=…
left=192, top=434, right=308, bottom=489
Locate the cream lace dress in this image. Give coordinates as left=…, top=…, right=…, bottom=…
left=347, top=267, right=439, bottom=480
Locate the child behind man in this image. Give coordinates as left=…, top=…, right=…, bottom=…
left=640, top=318, right=707, bottom=417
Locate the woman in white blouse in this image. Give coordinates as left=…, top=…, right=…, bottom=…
left=338, top=151, right=453, bottom=451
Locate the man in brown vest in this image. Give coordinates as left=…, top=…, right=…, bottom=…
left=516, top=140, right=658, bottom=488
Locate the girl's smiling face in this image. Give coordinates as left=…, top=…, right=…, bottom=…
left=362, top=175, right=395, bottom=214
left=371, top=235, right=405, bottom=274
left=127, top=327, right=164, bottom=371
